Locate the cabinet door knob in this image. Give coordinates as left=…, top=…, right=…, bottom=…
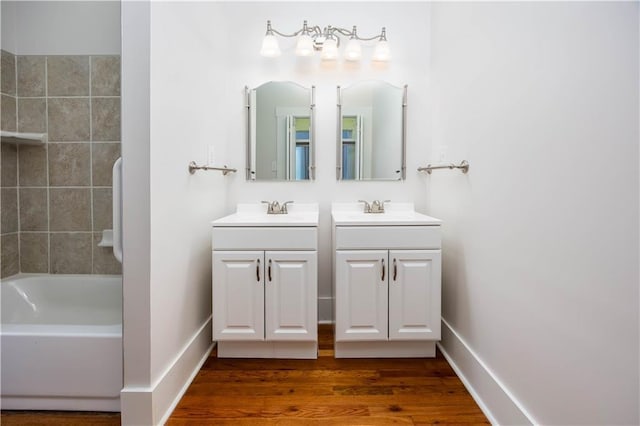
left=381, top=258, right=386, bottom=281
left=268, top=259, right=272, bottom=282
left=393, top=258, right=397, bottom=281
left=256, top=258, right=260, bottom=282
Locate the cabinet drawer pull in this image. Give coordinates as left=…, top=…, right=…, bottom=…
left=268, top=259, right=272, bottom=282
left=256, top=258, right=260, bottom=282
left=381, top=258, right=385, bottom=281
left=393, top=258, right=397, bottom=281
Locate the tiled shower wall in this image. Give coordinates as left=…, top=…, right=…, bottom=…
left=1, top=50, right=122, bottom=278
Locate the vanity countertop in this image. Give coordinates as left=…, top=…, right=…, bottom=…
left=332, top=202, right=441, bottom=226
left=212, top=203, right=319, bottom=227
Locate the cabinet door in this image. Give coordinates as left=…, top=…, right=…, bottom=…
left=265, top=251, right=317, bottom=341
left=212, top=251, right=264, bottom=341
left=388, top=250, right=441, bottom=340
left=335, top=250, right=388, bottom=342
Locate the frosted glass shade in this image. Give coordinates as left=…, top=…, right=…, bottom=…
left=260, top=34, right=281, bottom=57
left=372, top=40, right=391, bottom=62
left=344, top=38, right=362, bottom=61
left=321, top=38, right=338, bottom=60
left=295, top=34, right=314, bottom=57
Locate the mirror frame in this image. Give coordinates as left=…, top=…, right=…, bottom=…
left=336, top=81, right=407, bottom=181
left=245, top=82, right=316, bottom=181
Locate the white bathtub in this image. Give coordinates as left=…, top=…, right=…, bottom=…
left=1, top=274, right=122, bottom=412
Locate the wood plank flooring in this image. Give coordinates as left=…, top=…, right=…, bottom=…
left=168, top=325, right=488, bottom=425
left=1, top=325, right=488, bottom=425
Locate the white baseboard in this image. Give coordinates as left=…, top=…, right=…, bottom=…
left=318, top=296, right=332, bottom=323
left=438, top=318, right=536, bottom=425
left=121, top=316, right=214, bottom=426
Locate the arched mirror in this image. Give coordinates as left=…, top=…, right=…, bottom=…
left=337, top=81, right=407, bottom=181
left=246, top=82, right=315, bottom=181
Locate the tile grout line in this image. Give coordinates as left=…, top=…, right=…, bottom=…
left=89, top=56, right=95, bottom=274
left=15, top=52, right=21, bottom=274
left=45, top=55, right=51, bottom=273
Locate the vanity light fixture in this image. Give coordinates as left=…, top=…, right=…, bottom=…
left=260, top=20, right=390, bottom=62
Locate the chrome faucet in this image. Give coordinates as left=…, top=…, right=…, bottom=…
left=262, top=200, right=294, bottom=214
left=358, top=199, right=390, bottom=213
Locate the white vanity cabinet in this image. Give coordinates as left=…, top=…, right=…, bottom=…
left=211, top=204, right=319, bottom=359
left=332, top=203, right=442, bottom=358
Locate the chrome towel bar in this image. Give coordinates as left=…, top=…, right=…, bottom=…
left=188, top=161, right=237, bottom=176
left=418, top=160, right=469, bottom=175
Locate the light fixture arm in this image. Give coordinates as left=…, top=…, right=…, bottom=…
left=263, top=20, right=388, bottom=53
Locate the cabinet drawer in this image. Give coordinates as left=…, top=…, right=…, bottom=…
left=213, top=227, right=317, bottom=250
left=335, top=226, right=441, bottom=250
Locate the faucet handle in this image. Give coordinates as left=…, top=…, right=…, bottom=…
left=262, top=200, right=279, bottom=214
left=281, top=201, right=294, bottom=214
left=358, top=200, right=371, bottom=213
left=381, top=200, right=391, bottom=212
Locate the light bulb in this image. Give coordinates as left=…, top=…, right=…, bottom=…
left=321, top=38, right=338, bottom=61
left=295, top=34, right=314, bottom=57
left=260, top=34, right=281, bottom=57
left=372, top=39, right=390, bottom=62
left=344, top=38, right=362, bottom=61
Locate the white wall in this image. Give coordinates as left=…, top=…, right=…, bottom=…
left=430, top=2, right=639, bottom=424
left=1, top=1, right=120, bottom=55
left=208, top=1, right=431, bottom=320
left=120, top=1, right=152, bottom=423
left=1, top=1, right=18, bottom=53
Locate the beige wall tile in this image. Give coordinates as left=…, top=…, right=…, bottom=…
left=1, top=50, right=16, bottom=95
left=18, top=145, right=47, bottom=187
left=1, top=188, right=18, bottom=234
left=50, top=232, right=91, bottom=274
left=92, top=188, right=112, bottom=231
left=48, top=143, right=90, bottom=186
left=91, top=56, right=120, bottom=96
left=92, top=143, right=120, bottom=186
left=1, top=143, right=17, bottom=187
left=1, top=233, right=19, bottom=278
left=17, top=98, right=46, bottom=133
left=93, top=232, right=121, bottom=275
left=19, top=188, right=48, bottom=231
left=48, top=97, right=90, bottom=141
left=47, top=56, right=89, bottom=96
left=92, top=97, right=120, bottom=141
left=20, top=232, right=48, bottom=273
left=49, top=188, right=91, bottom=231
left=2, top=94, right=17, bottom=132
left=17, top=56, right=46, bottom=97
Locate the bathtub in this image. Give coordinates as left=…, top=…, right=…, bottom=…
left=1, top=274, right=122, bottom=412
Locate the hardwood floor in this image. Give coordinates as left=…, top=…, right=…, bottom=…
left=1, top=326, right=488, bottom=425
left=0, top=411, right=120, bottom=425
left=168, top=325, right=488, bottom=425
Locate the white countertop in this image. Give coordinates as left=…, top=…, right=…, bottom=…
left=331, top=202, right=442, bottom=226
left=212, top=203, right=319, bottom=227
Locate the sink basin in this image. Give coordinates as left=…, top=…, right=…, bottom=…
left=332, top=202, right=441, bottom=226
left=212, top=203, right=319, bottom=227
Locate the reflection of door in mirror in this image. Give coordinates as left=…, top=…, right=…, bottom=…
left=276, top=109, right=310, bottom=180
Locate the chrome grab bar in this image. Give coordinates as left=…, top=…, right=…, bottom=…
left=418, top=160, right=469, bottom=174
left=188, top=161, right=237, bottom=175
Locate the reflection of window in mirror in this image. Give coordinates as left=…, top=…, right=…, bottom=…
left=292, top=117, right=310, bottom=180
left=342, top=116, right=360, bottom=180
